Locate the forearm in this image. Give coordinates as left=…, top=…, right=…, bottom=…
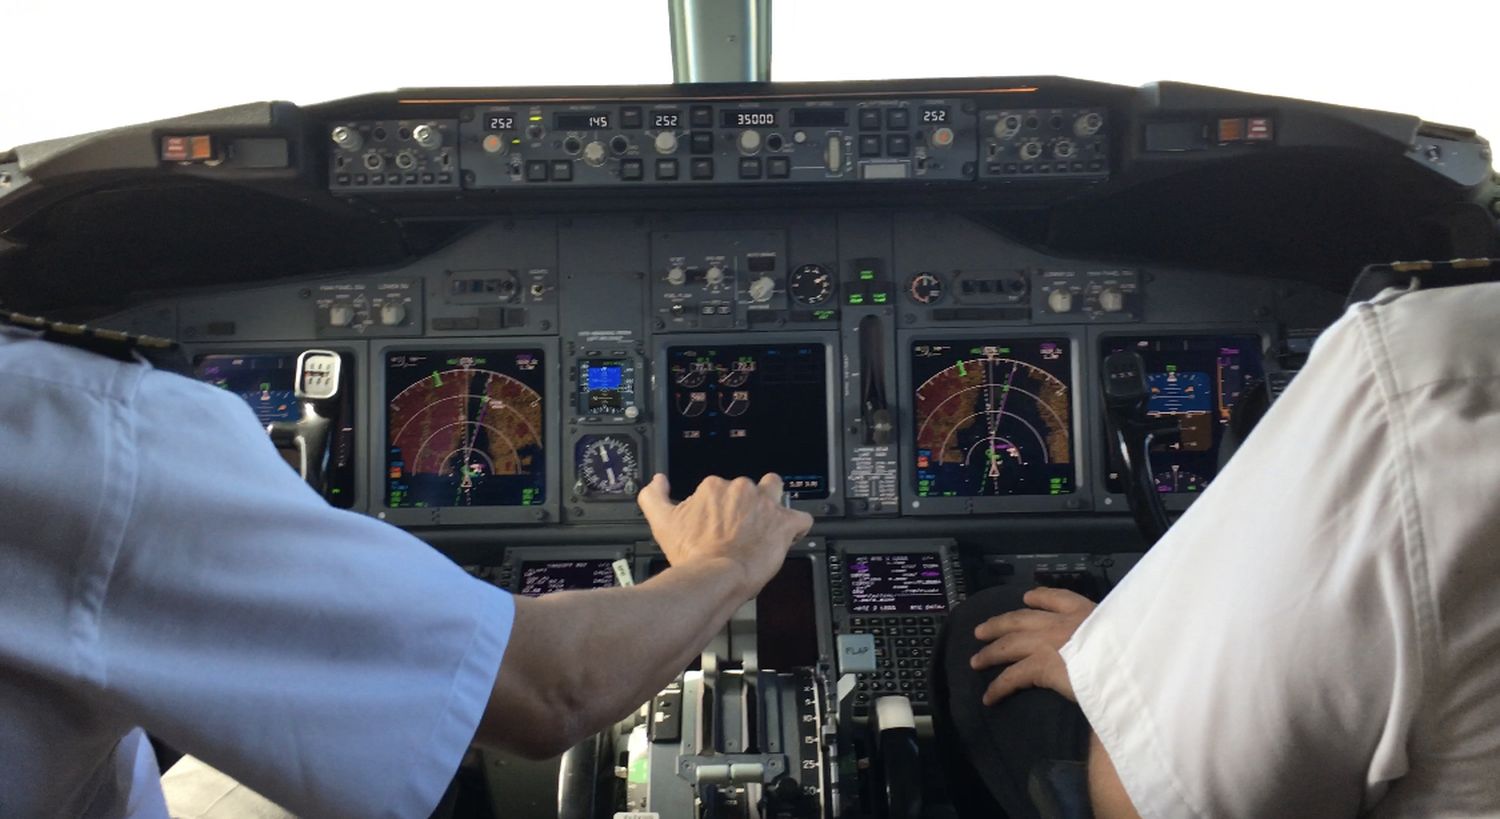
left=1088, top=730, right=1142, bottom=819
left=478, top=558, right=751, bottom=757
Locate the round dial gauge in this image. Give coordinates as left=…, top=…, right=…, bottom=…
left=576, top=435, right=642, bottom=496
left=788, top=263, right=834, bottom=306
left=907, top=272, right=944, bottom=305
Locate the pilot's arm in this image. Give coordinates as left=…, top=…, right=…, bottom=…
left=39, top=362, right=806, bottom=819
left=974, top=289, right=1500, bottom=817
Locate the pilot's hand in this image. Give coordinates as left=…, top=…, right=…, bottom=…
left=637, top=473, right=814, bottom=596
left=970, top=587, right=1096, bottom=706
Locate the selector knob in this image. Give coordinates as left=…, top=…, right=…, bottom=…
left=481, top=134, right=506, bottom=154
left=1019, top=140, right=1044, bottom=161
left=748, top=275, right=775, bottom=303
left=328, top=304, right=355, bottom=327
left=666, top=266, right=688, bottom=286
left=379, top=301, right=407, bottom=326
left=738, top=129, right=762, bottom=154
left=330, top=125, right=362, bottom=152
left=1097, top=287, right=1125, bottom=313
left=654, top=131, right=679, bottom=155
left=412, top=123, right=442, bottom=150
left=1047, top=289, right=1075, bottom=313
left=582, top=140, right=607, bottom=167
left=704, top=265, right=725, bottom=286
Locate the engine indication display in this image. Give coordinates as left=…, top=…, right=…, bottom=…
left=913, top=338, right=1075, bottom=497
left=847, top=553, right=948, bottom=614
left=576, top=434, right=641, bottom=497
left=666, top=343, right=830, bottom=501
left=518, top=559, right=617, bottom=596
left=385, top=349, right=546, bottom=508
left=1101, top=335, right=1263, bottom=494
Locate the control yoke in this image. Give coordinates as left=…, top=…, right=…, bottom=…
left=1101, top=351, right=1176, bottom=545
left=266, top=350, right=341, bottom=494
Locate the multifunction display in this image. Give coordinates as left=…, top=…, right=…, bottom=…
left=517, top=559, right=617, bottom=596
left=385, top=349, right=546, bottom=508
left=913, top=339, right=1075, bottom=497
left=194, top=353, right=298, bottom=423
left=847, top=553, right=948, bottom=613
left=666, top=343, right=830, bottom=500
left=576, top=358, right=637, bottom=417
left=1101, top=335, right=1263, bottom=494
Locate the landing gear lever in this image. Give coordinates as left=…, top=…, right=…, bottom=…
left=1101, top=351, right=1177, bottom=546
left=266, top=350, right=342, bottom=494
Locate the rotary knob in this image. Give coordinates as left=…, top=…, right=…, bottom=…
left=1097, top=287, right=1125, bottom=313
left=666, top=266, right=688, bottom=286
left=330, top=125, right=362, bottom=152
left=738, top=129, right=762, bottom=154
left=582, top=140, right=607, bottom=167
left=748, top=275, right=775, bottom=303
left=655, top=131, right=679, bottom=155
left=412, top=123, right=442, bottom=150
left=327, top=304, right=355, bottom=327
left=379, top=301, right=407, bottom=326
left=1046, top=289, right=1074, bottom=313
left=481, top=134, right=506, bottom=154
left=704, top=265, right=725, bottom=286
left=1019, top=140, right=1044, bottom=161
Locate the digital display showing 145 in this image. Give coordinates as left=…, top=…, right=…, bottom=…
left=1101, top=335, right=1263, bottom=494
left=913, top=339, right=1075, bottom=497
left=385, top=349, right=546, bottom=508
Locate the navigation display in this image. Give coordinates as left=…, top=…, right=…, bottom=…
left=194, top=354, right=298, bottom=423
left=666, top=343, right=830, bottom=501
left=517, top=559, right=616, bottom=596
left=1102, top=335, right=1263, bottom=494
left=385, top=349, right=546, bottom=508
left=847, top=553, right=948, bottom=614
left=912, top=339, right=1074, bottom=497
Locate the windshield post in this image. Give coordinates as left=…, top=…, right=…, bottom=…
left=668, top=0, right=772, bottom=83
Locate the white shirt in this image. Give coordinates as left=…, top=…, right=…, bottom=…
left=1062, top=281, right=1500, bottom=817
left=0, top=327, right=515, bottom=819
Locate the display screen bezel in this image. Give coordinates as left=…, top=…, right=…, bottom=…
left=653, top=332, right=842, bottom=518
left=372, top=338, right=560, bottom=527
left=897, top=327, right=1087, bottom=516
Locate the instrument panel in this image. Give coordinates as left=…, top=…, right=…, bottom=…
left=115, top=208, right=1334, bottom=530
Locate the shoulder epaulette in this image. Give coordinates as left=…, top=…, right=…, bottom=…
left=1346, top=258, right=1500, bottom=307
left=1, top=310, right=189, bottom=373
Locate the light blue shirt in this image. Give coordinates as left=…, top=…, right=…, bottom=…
left=0, top=326, right=515, bottom=818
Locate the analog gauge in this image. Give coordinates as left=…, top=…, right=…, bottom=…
left=672, top=360, right=711, bottom=387
left=788, top=263, right=835, bottom=306
left=715, top=359, right=756, bottom=387
left=907, top=272, right=944, bottom=305
left=677, top=390, right=707, bottom=417
left=576, top=435, right=642, bottom=496
left=1154, top=466, right=1207, bottom=494
left=719, top=389, right=750, bottom=416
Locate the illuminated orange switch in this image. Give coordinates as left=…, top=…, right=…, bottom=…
left=160, top=134, right=214, bottom=162
left=1217, top=118, right=1246, bottom=143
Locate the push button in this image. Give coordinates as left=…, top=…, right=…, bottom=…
left=656, top=158, right=679, bottom=180
left=738, top=157, right=762, bottom=179
left=859, top=135, right=882, bottom=157
left=525, top=160, right=548, bottom=181
left=859, top=109, right=882, bottom=130
left=620, top=158, right=644, bottom=181
left=887, top=134, right=911, bottom=156
left=691, top=157, right=715, bottom=180
left=690, top=131, right=714, bottom=155
left=766, top=156, right=790, bottom=178
left=550, top=160, right=573, bottom=181
left=886, top=108, right=910, bottom=129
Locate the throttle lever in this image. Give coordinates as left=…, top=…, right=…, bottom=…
left=266, top=350, right=342, bottom=494
left=1101, top=351, right=1178, bottom=546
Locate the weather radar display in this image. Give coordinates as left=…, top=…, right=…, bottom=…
left=385, top=349, right=546, bottom=508
left=913, top=339, right=1074, bottom=497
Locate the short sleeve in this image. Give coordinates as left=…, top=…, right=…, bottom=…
left=97, top=371, right=514, bottom=819
left=1061, top=308, right=1432, bottom=817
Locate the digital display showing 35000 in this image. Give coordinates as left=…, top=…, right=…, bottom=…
left=666, top=343, right=830, bottom=501
left=913, top=339, right=1074, bottom=497
left=386, top=349, right=546, bottom=508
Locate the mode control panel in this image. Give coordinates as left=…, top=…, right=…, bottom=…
left=314, top=279, right=422, bottom=338
left=328, top=120, right=460, bottom=191
left=980, top=108, right=1109, bottom=179
left=450, top=97, right=976, bottom=189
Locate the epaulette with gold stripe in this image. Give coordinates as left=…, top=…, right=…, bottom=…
left=1346, top=258, right=1500, bottom=308
left=1, top=310, right=189, bottom=373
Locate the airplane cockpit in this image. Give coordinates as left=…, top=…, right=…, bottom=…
left=2, top=2, right=1497, bottom=817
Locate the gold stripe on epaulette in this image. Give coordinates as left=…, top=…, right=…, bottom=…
left=6, top=312, right=49, bottom=329
left=1451, top=258, right=1493, bottom=269
left=1390, top=261, right=1435, bottom=273
left=137, top=336, right=175, bottom=349
left=94, top=328, right=130, bottom=342
left=52, top=322, right=87, bottom=335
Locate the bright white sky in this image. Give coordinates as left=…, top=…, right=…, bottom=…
left=3, top=0, right=1497, bottom=151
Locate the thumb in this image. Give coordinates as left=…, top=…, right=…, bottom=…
left=637, top=473, right=675, bottom=527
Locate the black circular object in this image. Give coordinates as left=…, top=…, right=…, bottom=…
left=788, top=263, right=834, bottom=305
